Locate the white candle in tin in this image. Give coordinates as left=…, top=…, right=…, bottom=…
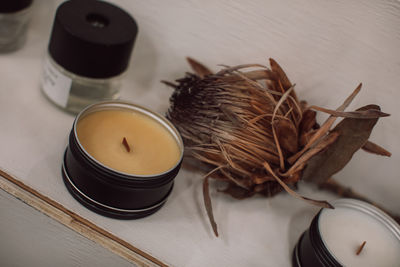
left=318, top=204, right=400, bottom=267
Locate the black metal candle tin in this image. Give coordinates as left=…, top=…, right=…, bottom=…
left=62, top=101, right=184, bottom=219
left=292, top=198, right=400, bottom=267
left=292, top=210, right=341, bottom=267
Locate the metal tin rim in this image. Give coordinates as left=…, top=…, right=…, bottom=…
left=318, top=198, right=400, bottom=265
left=72, top=100, right=184, bottom=180
left=62, top=156, right=171, bottom=213
left=292, top=233, right=303, bottom=267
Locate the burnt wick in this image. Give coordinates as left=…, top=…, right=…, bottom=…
left=122, top=137, right=131, bottom=152
left=356, top=241, right=367, bottom=255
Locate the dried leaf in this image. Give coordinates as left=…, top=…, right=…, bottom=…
left=187, top=57, right=213, bottom=78
left=299, top=109, right=317, bottom=134
left=362, top=140, right=391, bottom=157
left=161, top=80, right=177, bottom=88
left=309, top=105, right=390, bottom=119
left=289, top=83, right=362, bottom=164
left=286, top=131, right=340, bottom=176
left=217, top=64, right=268, bottom=75
left=302, top=104, right=382, bottom=184
left=203, top=177, right=219, bottom=237
left=269, top=58, right=298, bottom=101
left=275, top=119, right=298, bottom=154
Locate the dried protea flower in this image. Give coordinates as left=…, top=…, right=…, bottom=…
left=164, top=58, right=391, bottom=236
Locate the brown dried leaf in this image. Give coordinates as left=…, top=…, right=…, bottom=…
left=203, top=177, right=219, bottom=237
left=286, top=131, right=340, bottom=176
left=269, top=59, right=295, bottom=93
left=289, top=83, right=362, bottom=164
left=187, top=57, right=213, bottom=78
left=275, top=119, right=298, bottom=154
left=362, top=140, right=391, bottom=157
left=299, top=109, right=317, bottom=135
left=309, top=105, right=390, bottom=119
left=302, top=104, right=382, bottom=184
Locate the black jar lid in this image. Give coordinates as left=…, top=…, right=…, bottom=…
left=0, top=0, right=33, bottom=13
left=48, top=0, right=138, bottom=79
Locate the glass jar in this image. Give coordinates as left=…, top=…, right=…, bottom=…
left=0, top=0, right=33, bottom=52
left=41, top=0, right=138, bottom=114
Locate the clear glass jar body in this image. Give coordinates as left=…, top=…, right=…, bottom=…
left=0, top=6, right=32, bottom=53
left=41, top=54, right=123, bottom=114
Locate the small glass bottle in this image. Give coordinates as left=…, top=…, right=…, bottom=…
left=41, top=0, right=138, bottom=114
left=0, top=0, right=33, bottom=52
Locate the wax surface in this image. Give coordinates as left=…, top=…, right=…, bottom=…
left=319, top=207, right=400, bottom=267
left=77, top=110, right=181, bottom=175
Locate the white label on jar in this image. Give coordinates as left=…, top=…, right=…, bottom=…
left=41, top=57, right=72, bottom=108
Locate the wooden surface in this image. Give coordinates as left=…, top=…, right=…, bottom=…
left=0, top=0, right=399, bottom=266
left=0, top=173, right=147, bottom=267
left=0, top=170, right=167, bottom=266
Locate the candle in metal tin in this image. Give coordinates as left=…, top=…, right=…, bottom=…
left=62, top=101, right=184, bottom=219
left=41, top=0, right=138, bottom=114
left=293, top=198, right=400, bottom=267
left=0, top=0, right=33, bottom=52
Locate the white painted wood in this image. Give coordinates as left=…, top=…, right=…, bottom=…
left=0, top=186, right=137, bottom=267
left=0, top=0, right=399, bottom=266
left=0, top=173, right=162, bottom=266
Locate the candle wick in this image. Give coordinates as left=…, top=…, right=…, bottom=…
left=356, top=241, right=366, bottom=255
left=122, top=137, right=131, bottom=152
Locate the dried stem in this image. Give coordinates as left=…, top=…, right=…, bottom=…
left=263, top=162, right=333, bottom=209
left=203, top=175, right=219, bottom=237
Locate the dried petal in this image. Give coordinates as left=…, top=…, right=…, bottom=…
left=269, top=58, right=295, bottom=95
left=275, top=119, right=298, bottom=154
left=299, top=109, right=317, bottom=134
left=302, top=105, right=382, bottom=184
left=362, top=140, right=391, bottom=157
left=289, top=83, right=362, bottom=164
left=309, top=105, right=390, bottom=119
left=187, top=57, right=213, bottom=78
left=286, top=131, right=340, bottom=176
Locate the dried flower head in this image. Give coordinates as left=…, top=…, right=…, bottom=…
left=164, top=58, right=390, bottom=236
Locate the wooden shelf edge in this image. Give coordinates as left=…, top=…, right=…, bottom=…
left=0, top=168, right=168, bottom=267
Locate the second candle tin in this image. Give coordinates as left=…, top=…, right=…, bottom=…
left=62, top=101, right=184, bottom=219
left=292, top=198, right=400, bottom=267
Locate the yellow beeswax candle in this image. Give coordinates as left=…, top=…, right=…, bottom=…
left=76, top=109, right=181, bottom=175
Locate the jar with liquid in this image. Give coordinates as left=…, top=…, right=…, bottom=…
left=0, top=0, right=33, bottom=52
left=41, top=0, right=138, bottom=114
